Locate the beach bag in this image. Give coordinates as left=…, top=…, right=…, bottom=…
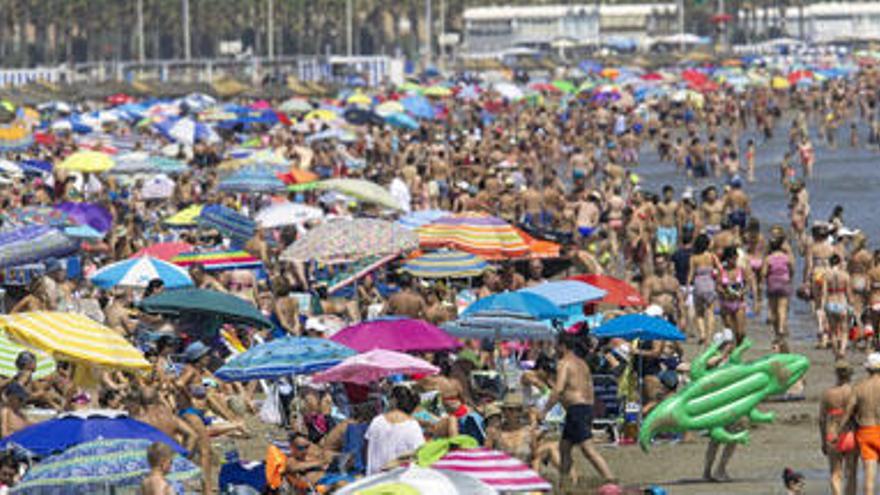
left=260, top=383, right=283, bottom=425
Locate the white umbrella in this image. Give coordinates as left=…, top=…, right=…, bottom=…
left=492, top=82, right=524, bottom=100
left=0, top=160, right=23, bottom=178
left=255, top=202, right=324, bottom=229
left=141, top=174, right=175, bottom=200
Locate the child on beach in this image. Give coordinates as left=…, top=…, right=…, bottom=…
left=141, top=442, right=174, bottom=495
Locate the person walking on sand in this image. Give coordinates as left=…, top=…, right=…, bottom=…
left=544, top=332, right=614, bottom=490
left=839, top=353, right=880, bottom=495
left=821, top=360, right=858, bottom=495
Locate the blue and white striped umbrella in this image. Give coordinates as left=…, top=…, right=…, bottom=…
left=400, top=250, right=490, bottom=279
left=218, top=165, right=287, bottom=193
left=154, top=117, right=219, bottom=146
left=89, top=256, right=193, bottom=289
left=197, top=204, right=256, bottom=243
left=215, top=336, right=356, bottom=381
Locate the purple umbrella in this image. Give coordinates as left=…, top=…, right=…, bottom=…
left=329, top=317, right=461, bottom=353
left=55, top=202, right=113, bottom=233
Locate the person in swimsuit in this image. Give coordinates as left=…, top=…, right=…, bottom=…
left=806, top=223, right=835, bottom=348
left=839, top=352, right=880, bottom=495
left=717, top=246, right=752, bottom=345
left=820, top=360, right=857, bottom=495
left=763, top=237, right=795, bottom=352
left=744, top=219, right=766, bottom=316
left=822, top=254, right=853, bottom=359
left=688, top=234, right=717, bottom=345
left=849, top=233, right=872, bottom=349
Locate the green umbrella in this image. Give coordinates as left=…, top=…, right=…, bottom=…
left=137, top=288, right=272, bottom=330
left=0, top=332, right=54, bottom=379
left=552, top=80, right=576, bottom=94
left=315, top=178, right=403, bottom=211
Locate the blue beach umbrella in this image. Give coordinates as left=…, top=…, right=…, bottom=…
left=401, top=95, right=435, bottom=119
left=215, top=336, right=356, bottom=381
left=385, top=112, right=419, bottom=130
left=462, top=292, right=566, bottom=320
left=0, top=412, right=186, bottom=457
left=197, top=204, right=256, bottom=243
left=519, top=281, right=606, bottom=309
left=218, top=165, right=287, bottom=194
left=12, top=438, right=199, bottom=495
left=396, top=209, right=449, bottom=230
left=591, top=314, right=686, bottom=341
left=89, top=256, right=193, bottom=289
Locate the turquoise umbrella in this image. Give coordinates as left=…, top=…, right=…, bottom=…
left=11, top=438, right=199, bottom=495
left=215, top=336, right=356, bottom=381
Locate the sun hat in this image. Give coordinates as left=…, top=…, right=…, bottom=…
left=865, top=352, right=880, bottom=371
left=501, top=392, right=525, bottom=409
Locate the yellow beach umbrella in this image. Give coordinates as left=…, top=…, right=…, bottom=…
left=771, top=76, right=790, bottom=90
left=164, top=204, right=204, bottom=226
left=423, top=85, right=452, bottom=97
left=0, top=312, right=150, bottom=370
left=304, top=109, right=338, bottom=122
left=58, top=151, right=114, bottom=173
left=346, top=92, right=372, bottom=106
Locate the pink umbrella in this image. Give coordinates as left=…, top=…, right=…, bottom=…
left=432, top=448, right=551, bottom=492
left=329, top=317, right=461, bottom=353
left=312, top=349, right=439, bottom=384
left=131, top=242, right=194, bottom=261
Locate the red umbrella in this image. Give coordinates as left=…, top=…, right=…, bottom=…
left=568, top=274, right=646, bottom=307
left=641, top=73, right=664, bottom=81
left=788, top=70, right=814, bottom=84
left=131, top=242, right=194, bottom=261
left=106, top=93, right=135, bottom=106
left=711, top=13, right=733, bottom=23
left=528, top=82, right=559, bottom=93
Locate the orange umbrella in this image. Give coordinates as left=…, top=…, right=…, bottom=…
left=277, top=167, right=318, bottom=185
left=417, top=213, right=529, bottom=260
left=515, top=228, right=560, bottom=259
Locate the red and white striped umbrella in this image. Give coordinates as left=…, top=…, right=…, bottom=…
left=432, top=448, right=551, bottom=492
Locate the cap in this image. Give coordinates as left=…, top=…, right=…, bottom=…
left=483, top=403, right=502, bottom=419
left=865, top=352, right=880, bottom=370
left=183, top=341, right=211, bottom=363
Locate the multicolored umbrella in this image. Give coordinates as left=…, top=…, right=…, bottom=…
left=0, top=226, right=79, bottom=269
left=170, top=250, right=263, bottom=272
left=138, top=288, right=272, bottom=329
left=0, top=207, right=74, bottom=229
left=131, top=241, right=194, bottom=261
left=215, top=336, right=355, bottom=381
left=89, top=256, right=193, bottom=289
left=417, top=213, right=530, bottom=259
left=315, top=178, right=403, bottom=211
left=0, top=121, right=33, bottom=151
left=280, top=218, right=418, bottom=264
left=432, top=448, right=551, bottom=492
left=255, top=201, right=323, bottom=228
left=330, top=317, right=461, bottom=353
left=336, top=466, right=495, bottom=495
left=400, top=250, right=490, bottom=279
left=0, top=412, right=185, bottom=457
left=0, top=332, right=55, bottom=379
left=0, top=312, right=150, bottom=370
left=197, top=204, right=256, bottom=243
left=218, top=165, right=287, bottom=194
left=312, top=349, right=439, bottom=385
left=57, top=151, right=114, bottom=173
left=11, top=438, right=199, bottom=495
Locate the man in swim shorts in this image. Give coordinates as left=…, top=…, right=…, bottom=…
left=655, top=185, right=678, bottom=255
left=840, top=352, right=880, bottom=495
left=544, top=332, right=614, bottom=490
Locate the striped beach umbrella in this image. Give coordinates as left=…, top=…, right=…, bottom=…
left=400, top=250, right=490, bottom=279
left=197, top=204, right=256, bottom=243
left=0, top=312, right=150, bottom=370
left=171, top=250, right=263, bottom=272
left=0, top=332, right=55, bottom=379
left=218, top=165, right=287, bottom=194
left=431, top=448, right=551, bottom=492
left=89, top=256, right=193, bottom=289
left=215, top=336, right=355, bottom=381
left=417, top=213, right=529, bottom=259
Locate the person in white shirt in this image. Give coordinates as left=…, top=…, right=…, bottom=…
left=364, top=386, right=425, bottom=475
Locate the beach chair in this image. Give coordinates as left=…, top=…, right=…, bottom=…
left=591, top=374, right=622, bottom=443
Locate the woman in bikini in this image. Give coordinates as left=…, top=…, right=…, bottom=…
left=717, top=246, right=752, bottom=345
left=849, top=233, right=873, bottom=349
left=687, top=234, right=717, bottom=345
left=822, top=254, right=853, bottom=359
left=806, top=223, right=835, bottom=348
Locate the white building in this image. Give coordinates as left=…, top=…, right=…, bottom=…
left=462, top=4, right=679, bottom=54
left=738, top=2, right=880, bottom=43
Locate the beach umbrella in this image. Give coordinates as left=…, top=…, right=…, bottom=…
left=417, top=213, right=530, bottom=259
left=197, top=204, right=256, bottom=243
left=592, top=314, right=685, bottom=341
left=138, top=288, right=272, bottom=329
left=62, top=225, right=104, bottom=240
left=330, top=317, right=461, bottom=353
left=304, top=109, right=338, bottom=121
left=0, top=121, right=33, bottom=151
left=771, top=76, right=790, bottom=90
left=442, top=311, right=555, bottom=341
left=400, top=250, right=490, bottom=279
left=568, top=274, right=646, bottom=307
left=154, top=117, right=219, bottom=146
left=424, top=85, right=452, bottom=97
left=277, top=167, right=318, bottom=186
left=315, top=178, right=404, bottom=211
left=0, top=226, right=79, bottom=269
left=397, top=210, right=450, bottom=231
left=163, top=204, right=203, bottom=227
left=110, top=151, right=153, bottom=174
left=0, top=312, right=150, bottom=370
left=170, top=250, right=263, bottom=272
left=312, top=349, right=439, bottom=385
left=519, top=280, right=606, bottom=309
left=0, top=160, right=23, bottom=178
left=385, top=112, right=419, bottom=130
left=55, top=202, right=113, bottom=233
left=375, top=100, right=405, bottom=117
left=140, top=173, right=176, bottom=200
left=89, top=256, right=193, bottom=289
left=0, top=207, right=73, bottom=229
left=344, top=107, right=384, bottom=126
left=280, top=218, right=418, bottom=263
left=462, top=292, right=566, bottom=320
left=492, top=82, right=524, bottom=100
left=255, top=201, right=323, bottom=228
left=18, top=159, right=52, bottom=175
left=430, top=448, right=551, bottom=492
left=0, top=332, right=54, bottom=379
left=57, top=151, right=114, bottom=173
left=11, top=438, right=199, bottom=495
left=552, top=79, right=576, bottom=94
left=278, top=98, right=313, bottom=113
left=0, top=411, right=185, bottom=457
left=131, top=241, right=194, bottom=261
left=346, top=92, right=372, bottom=106
left=215, top=336, right=355, bottom=381
left=336, top=466, right=496, bottom=495
left=401, top=95, right=436, bottom=119
left=218, top=166, right=287, bottom=194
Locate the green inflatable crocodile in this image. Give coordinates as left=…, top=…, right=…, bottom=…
left=639, top=338, right=810, bottom=451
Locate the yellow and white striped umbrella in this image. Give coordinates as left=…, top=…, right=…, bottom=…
left=0, top=312, right=150, bottom=370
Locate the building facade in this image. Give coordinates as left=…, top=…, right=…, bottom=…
left=739, top=2, right=880, bottom=43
